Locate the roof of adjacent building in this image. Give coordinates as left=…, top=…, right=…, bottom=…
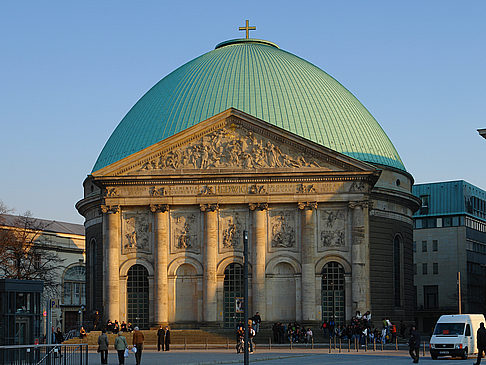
left=0, top=214, right=85, bottom=236
left=93, top=38, right=405, bottom=172
left=413, top=180, right=486, bottom=221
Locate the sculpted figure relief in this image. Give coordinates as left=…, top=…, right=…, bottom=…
left=122, top=212, right=150, bottom=253
left=320, top=210, right=346, bottom=247
left=222, top=216, right=242, bottom=248
left=173, top=214, right=198, bottom=250
left=140, top=127, right=321, bottom=171
left=270, top=211, right=296, bottom=248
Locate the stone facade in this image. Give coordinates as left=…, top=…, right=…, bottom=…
left=76, top=109, right=419, bottom=328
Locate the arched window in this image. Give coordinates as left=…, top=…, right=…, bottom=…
left=321, top=262, right=345, bottom=326
left=223, top=263, right=244, bottom=328
left=393, top=235, right=402, bottom=307
left=127, top=264, right=149, bottom=329
left=63, top=265, right=86, bottom=306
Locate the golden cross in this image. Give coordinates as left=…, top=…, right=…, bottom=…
left=238, top=20, right=256, bottom=39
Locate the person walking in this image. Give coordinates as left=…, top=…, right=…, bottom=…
left=132, top=326, right=144, bottom=365
left=253, top=312, right=262, bottom=333
left=114, top=331, right=128, bottom=365
left=157, top=325, right=165, bottom=352
left=474, top=322, right=486, bottom=365
left=408, top=325, right=421, bottom=363
left=97, top=329, right=109, bottom=364
left=163, top=326, right=171, bottom=351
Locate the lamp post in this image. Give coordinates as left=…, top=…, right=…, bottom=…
left=243, top=230, right=249, bottom=365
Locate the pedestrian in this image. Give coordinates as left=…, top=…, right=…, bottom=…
left=253, top=312, right=262, bottom=333
left=114, top=331, right=128, bottom=365
left=157, top=325, right=165, bottom=352
left=55, top=327, right=63, bottom=344
left=132, top=326, right=144, bottom=365
left=408, top=325, right=421, bottom=363
left=164, top=326, right=171, bottom=351
left=249, top=324, right=256, bottom=353
left=97, top=329, right=109, bottom=364
left=474, top=322, right=486, bottom=365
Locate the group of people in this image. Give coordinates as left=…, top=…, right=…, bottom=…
left=97, top=325, right=171, bottom=365
left=271, top=322, right=313, bottom=344
left=106, top=320, right=134, bottom=333
left=235, top=320, right=256, bottom=353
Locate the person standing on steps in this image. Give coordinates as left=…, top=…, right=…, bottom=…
left=474, top=322, right=486, bottom=365
left=408, top=325, right=421, bottom=363
left=157, top=325, right=165, bottom=352
left=164, top=326, right=171, bottom=351
left=132, top=326, right=144, bottom=365
left=97, top=329, right=109, bottom=364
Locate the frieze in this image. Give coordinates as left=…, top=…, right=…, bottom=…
left=104, top=188, right=118, bottom=197
left=249, top=184, right=267, bottom=194
left=139, top=127, right=322, bottom=171
left=149, top=186, right=168, bottom=197
left=296, top=184, right=316, bottom=194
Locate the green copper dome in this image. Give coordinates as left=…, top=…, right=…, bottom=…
left=93, top=39, right=405, bottom=172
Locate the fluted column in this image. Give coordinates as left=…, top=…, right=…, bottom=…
left=299, top=202, right=317, bottom=321
left=249, top=203, right=268, bottom=319
left=201, top=203, right=219, bottom=323
left=349, top=201, right=371, bottom=314
left=102, top=205, right=120, bottom=322
left=151, top=204, right=169, bottom=325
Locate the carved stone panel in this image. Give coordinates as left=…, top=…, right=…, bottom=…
left=318, top=209, right=347, bottom=251
left=268, top=208, right=297, bottom=251
left=219, top=209, right=248, bottom=252
left=121, top=208, right=152, bottom=255
left=139, top=126, right=325, bottom=171
left=170, top=209, right=201, bottom=254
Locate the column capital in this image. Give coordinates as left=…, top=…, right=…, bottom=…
left=150, top=204, right=169, bottom=213
left=249, top=202, right=268, bottom=211
left=100, top=205, right=119, bottom=214
left=348, top=200, right=373, bottom=210
left=200, top=203, right=219, bottom=212
left=298, top=201, right=318, bottom=210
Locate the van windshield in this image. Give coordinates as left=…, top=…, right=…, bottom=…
left=433, top=323, right=465, bottom=336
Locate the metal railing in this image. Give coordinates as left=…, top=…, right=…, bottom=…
left=0, top=343, right=88, bottom=365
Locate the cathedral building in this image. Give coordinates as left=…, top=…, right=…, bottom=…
left=76, top=32, right=420, bottom=329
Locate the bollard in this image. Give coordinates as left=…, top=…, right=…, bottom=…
left=290, top=338, right=293, bottom=350
left=365, top=336, right=367, bottom=352
left=381, top=339, right=384, bottom=351
left=395, top=337, right=398, bottom=351
left=356, top=337, right=358, bottom=352
left=269, top=337, right=272, bottom=350
left=312, top=337, right=314, bottom=349
left=423, top=341, right=426, bottom=356
left=184, top=337, right=187, bottom=350
left=339, top=338, right=341, bottom=353
left=205, top=337, right=208, bottom=350
left=373, top=338, right=376, bottom=351
left=348, top=339, right=350, bottom=352
left=329, top=338, right=331, bottom=353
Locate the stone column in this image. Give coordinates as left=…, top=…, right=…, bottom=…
left=101, top=205, right=120, bottom=322
left=201, top=203, right=219, bottom=323
left=249, top=203, right=268, bottom=319
left=299, top=202, right=317, bottom=321
left=349, top=201, right=371, bottom=314
left=151, top=204, right=169, bottom=325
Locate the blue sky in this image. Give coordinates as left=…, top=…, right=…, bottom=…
left=1, top=0, right=485, bottom=223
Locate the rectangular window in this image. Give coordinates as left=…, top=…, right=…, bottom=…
left=424, top=285, right=439, bottom=309
left=444, top=217, right=452, bottom=227
left=422, top=241, right=427, bottom=252
left=433, top=263, right=438, bottom=274
left=437, top=218, right=443, bottom=227
left=415, top=219, right=422, bottom=229
left=452, top=216, right=459, bottom=226
left=433, top=240, right=438, bottom=251
left=413, top=241, right=416, bottom=253
left=422, top=263, right=428, bottom=275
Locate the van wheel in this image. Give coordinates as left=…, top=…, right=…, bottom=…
left=461, top=348, right=468, bottom=360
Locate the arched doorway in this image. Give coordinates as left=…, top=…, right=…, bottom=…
left=270, top=262, right=296, bottom=321
left=175, top=264, right=198, bottom=322
left=321, top=261, right=345, bottom=326
left=127, top=264, right=149, bottom=329
left=223, top=263, right=244, bottom=328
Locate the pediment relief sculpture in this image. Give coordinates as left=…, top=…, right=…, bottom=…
left=140, top=127, right=324, bottom=172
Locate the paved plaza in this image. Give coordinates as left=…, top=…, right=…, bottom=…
left=87, top=348, right=476, bottom=364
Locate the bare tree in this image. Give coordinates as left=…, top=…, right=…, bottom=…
left=0, top=202, right=64, bottom=295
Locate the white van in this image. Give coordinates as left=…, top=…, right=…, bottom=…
left=429, top=314, right=486, bottom=360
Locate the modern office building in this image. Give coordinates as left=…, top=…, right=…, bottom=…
left=413, top=180, right=486, bottom=333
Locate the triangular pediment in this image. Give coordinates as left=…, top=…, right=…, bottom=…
left=92, top=108, right=377, bottom=177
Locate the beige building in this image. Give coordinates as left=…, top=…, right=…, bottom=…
left=0, top=214, right=86, bottom=332
left=76, top=37, right=419, bottom=329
